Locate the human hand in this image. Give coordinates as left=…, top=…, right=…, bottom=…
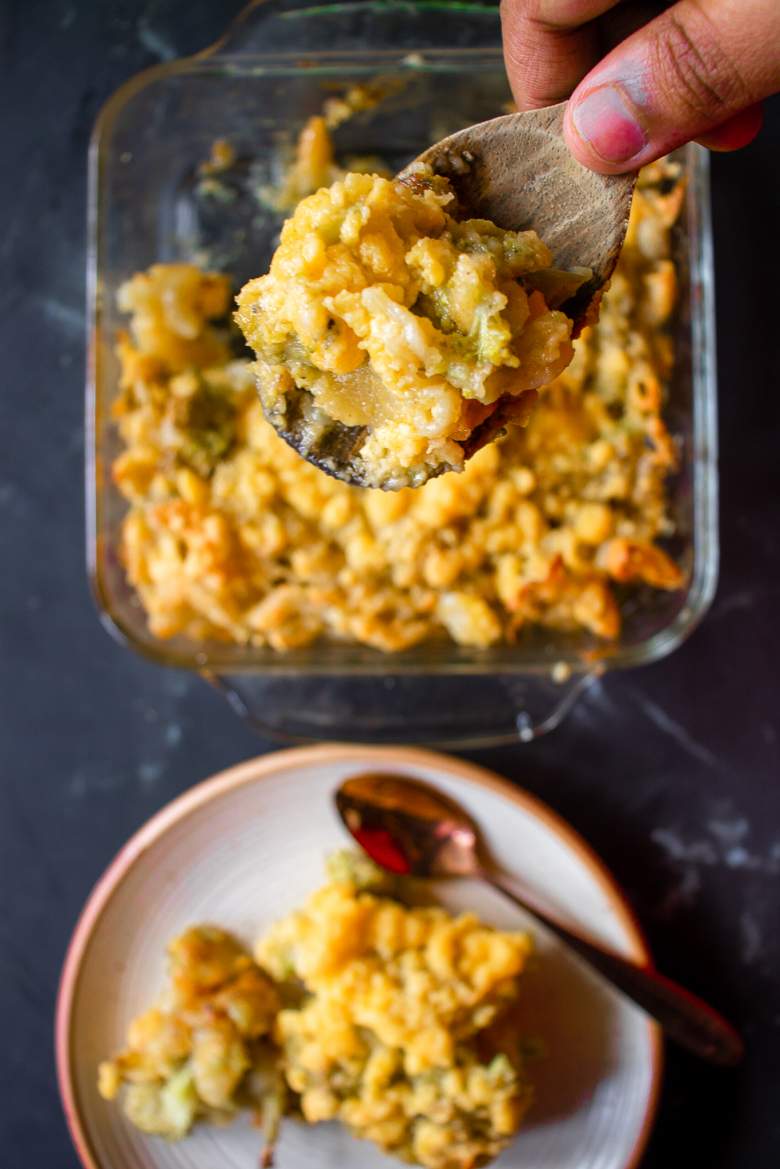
left=500, top=0, right=780, bottom=172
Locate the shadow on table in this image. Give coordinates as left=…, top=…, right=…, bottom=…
left=514, top=941, right=617, bottom=1129
left=472, top=740, right=747, bottom=1169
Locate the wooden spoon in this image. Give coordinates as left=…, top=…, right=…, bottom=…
left=393, top=101, right=637, bottom=457
left=400, top=101, right=636, bottom=335
left=265, top=102, right=636, bottom=486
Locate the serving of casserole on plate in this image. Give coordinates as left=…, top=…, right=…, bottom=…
left=96, top=852, right=537, bottom=1168
left=57, top=745, right=661, bottom=1169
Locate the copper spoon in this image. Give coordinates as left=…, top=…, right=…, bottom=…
left=269, top=101, right=636, bottom=484
left=335, top=773, right=744, bottom=1067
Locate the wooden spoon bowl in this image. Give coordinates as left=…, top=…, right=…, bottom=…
left=262, top=102, right=636, bottom=484
left=401, top=101, right=636, bottom=335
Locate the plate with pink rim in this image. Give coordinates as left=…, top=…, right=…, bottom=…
left=56, top=743, right=661, bottom=1169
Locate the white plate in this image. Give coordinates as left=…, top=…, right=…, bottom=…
left=57, top=745, right=661, bottom=1169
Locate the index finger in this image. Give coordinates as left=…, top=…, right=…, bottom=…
left=501, top=0, right=622, bottom=108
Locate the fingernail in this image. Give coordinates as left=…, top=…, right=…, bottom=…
left=572, top=85, right=647, bottom=163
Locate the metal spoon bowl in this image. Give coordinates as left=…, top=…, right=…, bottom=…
left=335, top=772, right=744, bottom=1067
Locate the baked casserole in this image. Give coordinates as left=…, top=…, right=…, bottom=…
left=111, top=115, right=683, bottom=653
left=99, top=853, right=535, bottom=1169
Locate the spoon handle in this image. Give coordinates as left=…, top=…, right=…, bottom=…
left=483, top=871, right=743, bottom=1066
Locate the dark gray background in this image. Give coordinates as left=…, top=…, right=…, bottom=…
left=1, top=1, right=778, bottom=1166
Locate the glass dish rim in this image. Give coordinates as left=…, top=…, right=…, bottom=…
left=85, top=29, right=719, bottom=680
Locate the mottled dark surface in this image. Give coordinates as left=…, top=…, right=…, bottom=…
left=1, top=2, right=778, bottom=1167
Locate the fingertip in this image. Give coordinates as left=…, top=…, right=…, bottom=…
left=564, top=87, right=648, bottom=174
left=501, top=2, right=602, bottom=113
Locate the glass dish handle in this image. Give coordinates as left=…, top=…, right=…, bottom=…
left=513, top=669, right=600, bottom=742
left=206, top=0, right=503, bottom=59
left=200, top=668, right=601, bottom=747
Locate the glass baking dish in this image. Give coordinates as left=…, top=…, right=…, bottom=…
left=86, top=0, right=718, bottom=746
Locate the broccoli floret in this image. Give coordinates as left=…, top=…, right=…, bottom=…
left=326, top=848, right=401, bottom=895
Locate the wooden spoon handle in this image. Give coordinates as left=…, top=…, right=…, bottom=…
left=484, top=870, right=744, bottom=1066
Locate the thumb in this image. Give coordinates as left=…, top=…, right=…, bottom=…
left=562, top=0, right=780, bottom=173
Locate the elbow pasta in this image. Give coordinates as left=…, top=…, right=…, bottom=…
left=97, top=927, right=281, bottom=1140
left=254, top=861, right=534, bottom=1168
left=112, top=143, right=684, bottom=653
